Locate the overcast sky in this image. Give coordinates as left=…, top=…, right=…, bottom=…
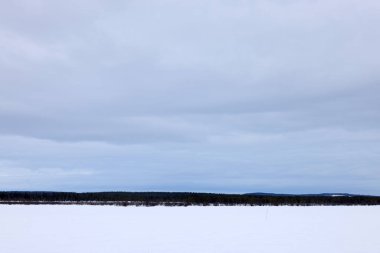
left=0, top=0, right=379, bottom=194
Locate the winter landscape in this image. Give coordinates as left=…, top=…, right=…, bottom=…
left=1, top=0, right=380, bottom=252
left=1, top=205, right=379, bottom=253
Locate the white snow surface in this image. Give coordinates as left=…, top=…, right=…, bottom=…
left=0, top=205, right=379, bottom=253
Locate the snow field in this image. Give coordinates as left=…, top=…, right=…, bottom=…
left=0, top=205, right=379, bottom=253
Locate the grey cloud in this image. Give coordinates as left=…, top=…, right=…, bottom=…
left=0, top=0, right=379, bottom=193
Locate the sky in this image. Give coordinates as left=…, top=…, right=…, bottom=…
left=0, top=0, right=379, bottom=194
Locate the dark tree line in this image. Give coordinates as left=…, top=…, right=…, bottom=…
left=0, top=191, right=379, bottom=206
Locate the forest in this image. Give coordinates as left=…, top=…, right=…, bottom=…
left=0, top=191, right=379, bottom=206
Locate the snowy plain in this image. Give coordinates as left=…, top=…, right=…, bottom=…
left=0, top=205, right=379, bottom=253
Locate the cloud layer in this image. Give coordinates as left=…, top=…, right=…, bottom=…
left=1, top=0, right=379, bottom=193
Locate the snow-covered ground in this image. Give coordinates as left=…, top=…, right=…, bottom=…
left=0, top=205, right=379, bottom=253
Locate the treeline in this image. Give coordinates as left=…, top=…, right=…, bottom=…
left=0, top=191, right=379, bottom=206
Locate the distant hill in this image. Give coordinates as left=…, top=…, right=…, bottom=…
left=244, top=192, right=371, bottom=197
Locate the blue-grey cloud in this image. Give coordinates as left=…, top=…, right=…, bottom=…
left=0, top=0, right=379, bottom=194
